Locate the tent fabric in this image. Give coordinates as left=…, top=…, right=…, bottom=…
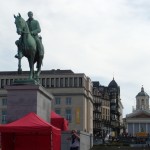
left=51, top=111, right=69, bottom=131
left=0, top=112, right=61, bottom=150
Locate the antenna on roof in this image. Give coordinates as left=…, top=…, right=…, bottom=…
left=113, top=72, right=114, bottom=80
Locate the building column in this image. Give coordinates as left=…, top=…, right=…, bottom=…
left=146, top=123, right=148, bottom=133
left=133, top=123, right=135, bottom=136
left=77, top=77, right=79, bottom=87
left=126, top=123, right=128, bottom=133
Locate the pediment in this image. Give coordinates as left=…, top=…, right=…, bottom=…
left=126, top=110, right=150, bottom=119
left=130, top=113, right=150, bottom=118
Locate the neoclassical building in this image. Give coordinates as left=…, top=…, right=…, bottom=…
left=0, top=69, right=93, bottom=133
left=126, top=86, right=150, bottom=136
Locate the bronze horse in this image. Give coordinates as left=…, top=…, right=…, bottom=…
left=14, top=13, right=44, bottom=80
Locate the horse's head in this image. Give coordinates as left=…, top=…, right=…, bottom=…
left=14, top=13, right=26, bottom=35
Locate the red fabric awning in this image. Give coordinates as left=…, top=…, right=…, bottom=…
left=51, top=111, right=69, bottom=131
left=0, top=112, right=61, bottom=150
left=0, top=112, right=60, bottom=133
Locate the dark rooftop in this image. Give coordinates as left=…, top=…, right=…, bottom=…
left=92, top=81, right=100, bottom=87
left=108, top=78, right=118, bottom=88
left=0, top=69, right=74, bottom=76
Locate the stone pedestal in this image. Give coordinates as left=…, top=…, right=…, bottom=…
left=5, top=84, right=53, bottom=123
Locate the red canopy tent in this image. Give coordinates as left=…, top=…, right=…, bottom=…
left=51, top=111, right=69, bottom=131
left=0, top=112, right=61, bottom=150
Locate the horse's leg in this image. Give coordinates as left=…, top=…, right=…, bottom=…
left=28, top=58, right=32, bottom=79
left=28, top=56, right=34, bottom=79
left=18, top=57, right=22, bottom=74
left=36, top=55, right=43, bottom=79
left=34, top=38, right=43, bottom=81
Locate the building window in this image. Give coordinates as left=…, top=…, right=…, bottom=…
left=55, top=97, right=61, bottom=105
left=79, top=77, right=82, bottom=87
left=6, top=79, right=9, bottom=85
left=66, top=109, right=72, bottom=122
left=42, top=78, right=45, bottom=87
left=2, top=98, right=7, bottom=106
left=69, top=78, right=73, bottom=87
left=46, top=78, right=50, bottom=87
left=66, top=97, right=72, bottom=105
left=74, top=77, right=77, bottom=87
left=56, top=78, right=59, bottom=87
left=1, top=79, right=4, bottom=88
left=60, top=78, right=63, bottom=87
left=2, top=110, right=7, bottom=124
left=65, top=78, right=68, bottom=87
left=10, top=79, right=13, bottom=85
left=51, top=78, right=54, bottom=87
left=55, top=109, right=61, bottom=115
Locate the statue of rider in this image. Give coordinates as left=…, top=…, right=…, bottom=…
left=15, top=11, right=44, bottom=59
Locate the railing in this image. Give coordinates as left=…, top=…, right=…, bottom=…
left=110, top=99, right=116, bottom=104
left=94, top=102, right=102, bottom=106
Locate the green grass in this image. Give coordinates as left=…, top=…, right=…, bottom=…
left=90, top=144, right=150, bottom=150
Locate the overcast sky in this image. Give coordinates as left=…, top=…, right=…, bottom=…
left=1, top=0, right=150, bottom=117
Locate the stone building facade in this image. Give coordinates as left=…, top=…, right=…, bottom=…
left=0, top=69, right=93, bottom=133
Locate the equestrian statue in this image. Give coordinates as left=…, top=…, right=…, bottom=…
left=14, top=12, right=44, bottom=81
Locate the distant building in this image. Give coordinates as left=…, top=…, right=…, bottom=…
left=93, top=78, right=124, bottom=138
left=108, top=78, right=124, bottom=136
left=93, top=81, right=111, bottom=138
left=126, top=86, right=150, bottom=136
left=0, top=69, right=93, bottom=133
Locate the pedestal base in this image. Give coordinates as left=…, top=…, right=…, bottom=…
left=5, top=84, right=53, bottom=123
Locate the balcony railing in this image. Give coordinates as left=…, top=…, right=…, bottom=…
left=110, top=99, right=116, bottom=104
left=93, top=109, right=101, bottom=113
left=94, top=102, right=102, bottom=106
left=111, top=106, right=116, bottom=110
left=117, top=111, right=122, bottom=116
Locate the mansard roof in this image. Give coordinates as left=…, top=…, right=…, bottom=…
left=92, top=81, right=100, bottom=87
left=108, top=78, right=118, bottom=88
